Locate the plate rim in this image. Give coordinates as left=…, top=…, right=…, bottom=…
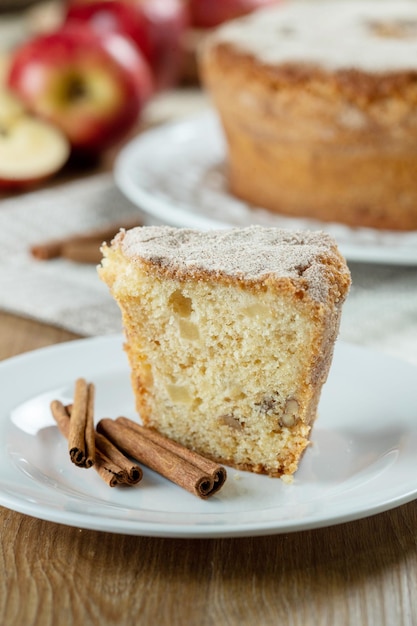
left=1, top=335, right=417, bottom=537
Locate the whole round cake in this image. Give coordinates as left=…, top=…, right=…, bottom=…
left=200, top=0, right=417, bottom=231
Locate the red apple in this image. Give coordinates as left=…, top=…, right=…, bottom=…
left=0, top=90, right=70, bottom=189
left=7, top=25, right=153, bottom=156
left=65, top=0, right=189, bottom=90
left=188, top=0, right=281, bottom=28
left=65, top=1, right=153, bottom=69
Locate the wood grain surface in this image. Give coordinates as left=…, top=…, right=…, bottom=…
left=1, top=311, right=417, bottom=626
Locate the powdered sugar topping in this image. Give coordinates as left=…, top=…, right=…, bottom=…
left=209, top=0, right=417, bottom=73
left=114, top=225, right=348, bottom=303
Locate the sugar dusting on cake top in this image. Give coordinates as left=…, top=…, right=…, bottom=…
left=209, top=0, right=417, bottom=73
left=111, top=225, right=350, bottom=304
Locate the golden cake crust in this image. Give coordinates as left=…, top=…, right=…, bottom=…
left=112, top=224, right=350, bottom=300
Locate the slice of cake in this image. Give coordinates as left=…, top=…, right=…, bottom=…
left=200, top=0, right=417, bottom=230
left=99, top=225, right=350, bottom=478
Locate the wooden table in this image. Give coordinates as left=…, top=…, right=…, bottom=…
left=0, top=310, right=416, bottom=626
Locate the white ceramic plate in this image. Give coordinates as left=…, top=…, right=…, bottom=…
left=1, top=335, right=417, bottom=537
left=115, top=111, right=417, bottom=266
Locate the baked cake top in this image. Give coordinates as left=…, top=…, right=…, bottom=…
left=207, top=0, right=417, bottom=72
left=107, top=225, right=350, bottom=305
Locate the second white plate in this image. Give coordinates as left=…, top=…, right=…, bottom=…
left=1, top=335, right=417, bottom=537
left=115, top=110, right=417, bottom=265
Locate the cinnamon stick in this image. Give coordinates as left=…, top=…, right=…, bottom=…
left=61, top=240, right=103, bottom=264
left=68, top=378, right=95, bottom=468
left=97, top=418, right=227, bottom=499
left=31, top=232, right=106, bottom=261
left=94, top=449, right=129, bottom=487
left=30, top=218, right=143, bottom=261
left=85, top=383, right=96, bottom=467
left=94, top=431, right=142, bottom=484
left=117, top=417, right=227, bottom=491
left=50, top=400, right=142, bottom=487
left=50, top=399, right=71, bottom=438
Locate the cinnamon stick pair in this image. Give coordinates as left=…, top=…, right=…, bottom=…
left=97, top=417, right=227, bottom=499
left=50, top=379, right=142, bottom=487
left=31, top=218, right=143, bottom=264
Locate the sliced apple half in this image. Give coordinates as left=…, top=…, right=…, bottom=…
left=0, top=91, right=70, bottom=189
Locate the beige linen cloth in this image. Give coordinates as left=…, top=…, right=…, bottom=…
left=0, top=174, right=136, bottom=336
left=0, top=171, right=416, bottom=366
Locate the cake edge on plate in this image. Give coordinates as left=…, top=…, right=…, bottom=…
left=99, top=225, right=351, bottom=478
